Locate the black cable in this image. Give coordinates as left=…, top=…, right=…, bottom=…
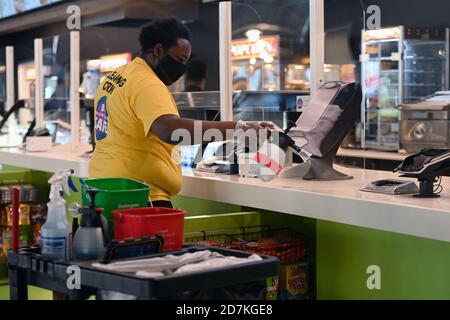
left=433, top=176, right=443, bottom=195
left=359, top=0, right=366, bottom=32
left=212, top=110, right=221, bottom=121
left=0, top=100, right=25, bottom=133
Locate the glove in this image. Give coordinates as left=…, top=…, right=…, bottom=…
left=234, top=120, right=271, bottom=153
left=257, top=121, right=282, bottom=132
left=235, top=120, right=282, bottom=132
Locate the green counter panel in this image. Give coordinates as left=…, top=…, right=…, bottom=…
left=316, top=220, right=450, bottom=300
left=185, top=211, right=263, bottom=234
left=172, top=195, right=242, bottom=216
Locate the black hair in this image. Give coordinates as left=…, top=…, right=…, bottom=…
left=186, top=57, right=207, bottom=81
left=139, top=16, right=191, bottom=53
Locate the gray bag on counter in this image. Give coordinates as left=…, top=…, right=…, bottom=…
left=288, top=81, right=362, bottom=180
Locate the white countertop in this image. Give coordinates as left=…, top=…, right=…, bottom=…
left=181, top=169, right=450, bottom=243
left=0, top=143, right=92, bottom=177
left=1, top=144, right=450, bottom=243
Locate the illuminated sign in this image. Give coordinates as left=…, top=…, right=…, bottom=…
left=364, top=27, right=402, bottom=41
left=87, top=59, right=101, bottom=69
left=25, top=67, right=36, bottom=81
left=231, top=36, right=279, bottom=61
left=0, top=0, right=64, bottom=20
left=100, top=53, right=132, bottom=73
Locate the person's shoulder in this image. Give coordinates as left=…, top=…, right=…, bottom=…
left=128, top=58, right=165, bottom=88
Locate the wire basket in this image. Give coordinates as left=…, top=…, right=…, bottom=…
left=232, top=228, right=308, bottom=264
left=184, top=225, right=270, bottom=247
left=184, top=233, right=244, bottom=249
left=185, top=227, right=308, bottom=264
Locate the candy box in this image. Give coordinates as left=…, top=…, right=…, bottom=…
left=266, top=276, right=279, bottom=300
left=2, top=204, right=31, bottom=226
left=1, top=226, right=31, bottom=256
left=279, top=261, right=309, bottom=300
left=30, top=204, right=47, bottom=244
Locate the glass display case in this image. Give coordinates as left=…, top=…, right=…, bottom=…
left=362, top=26, right=449, bottom=151
left=403, top=38, right=447, bottom=102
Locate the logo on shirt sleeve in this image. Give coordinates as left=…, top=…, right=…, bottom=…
left=95, top=96, right=108, bottom=141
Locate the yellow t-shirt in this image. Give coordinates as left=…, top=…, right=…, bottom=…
left=89, top=57, right=181, bottom=202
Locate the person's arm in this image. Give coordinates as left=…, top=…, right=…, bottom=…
left=133, top=84, right=276, bottom=146
left=151, top=115, right=274, bottom=146
left=151, top=115, right=236, bottom=145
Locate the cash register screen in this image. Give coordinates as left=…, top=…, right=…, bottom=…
left=234, top=92, right=298, bottom=111
left=180, top=144, right=201, bottom=168
left=202, top=141, right=224, bottom=161
left=45, top=122, right=71, bottom=144
left=45, top=123, right=57, bottom=142
left=202, top=141, right=235, bottom=161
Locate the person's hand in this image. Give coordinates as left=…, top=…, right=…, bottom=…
left=234, top=120, right=273, bottom=152
left=235, top=120, right=281, bottom=133
left=256, top=121, right=282, bottom=132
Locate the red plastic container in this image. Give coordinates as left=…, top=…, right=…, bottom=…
left=112, top=207, right=186, bottom=252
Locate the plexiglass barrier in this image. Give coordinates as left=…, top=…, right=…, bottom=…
left=42, top=33, right=72, bottom=144
left=230, top=0, right=310, bottom=129
left=170, top=1, right=222, bottom=121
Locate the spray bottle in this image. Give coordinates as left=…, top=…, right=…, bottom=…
left=41, top=169, right=75, bottom=261
left=72, top=189, right=107, bottom=261
left=253, top=121, right=306, bottom=182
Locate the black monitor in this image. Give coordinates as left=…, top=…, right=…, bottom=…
left=233, top=91, right=308, bottom=112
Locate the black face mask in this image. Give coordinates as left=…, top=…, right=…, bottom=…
left=151, top=50, right=186, bottom=86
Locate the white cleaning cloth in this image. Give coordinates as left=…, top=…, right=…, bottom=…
left=92, top=250, right=263, bottom=279
left=92, top=250, right=214, bottom=273
left=135, top=253, right=262, bottom=279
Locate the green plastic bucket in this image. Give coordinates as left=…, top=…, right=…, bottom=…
left=80, top=178, right=150, bottom=236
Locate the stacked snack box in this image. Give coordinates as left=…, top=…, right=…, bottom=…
left=0, top=203, right=47, bottom=258
left=0, top=204, right=31, bottom=257
left=279, top=261, right=309, bottom=300
left=30, top=204, right=47, bottom=245
left=234, top=228, right=310, bottom=300
left=266, top=276, right=280, bottom=300
left=0, top=183, right=46, bottom=278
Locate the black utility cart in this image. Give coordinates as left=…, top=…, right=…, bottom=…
left=8, top=245, right=279, bottom=300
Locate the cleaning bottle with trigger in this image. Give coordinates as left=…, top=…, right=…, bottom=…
left=41, top=169, right=76, bottom=261
left=72, top=189, right=107, bottom=261
left=253, top=121, right=306, bottom=182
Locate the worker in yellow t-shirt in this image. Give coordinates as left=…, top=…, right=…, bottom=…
left=89, top=17, right=275, bottom=208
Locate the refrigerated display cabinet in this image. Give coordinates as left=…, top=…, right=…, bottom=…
left=361, top=26, right=449, bottom=151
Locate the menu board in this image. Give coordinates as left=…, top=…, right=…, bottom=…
left=0, top=0, right=64, bottom=20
